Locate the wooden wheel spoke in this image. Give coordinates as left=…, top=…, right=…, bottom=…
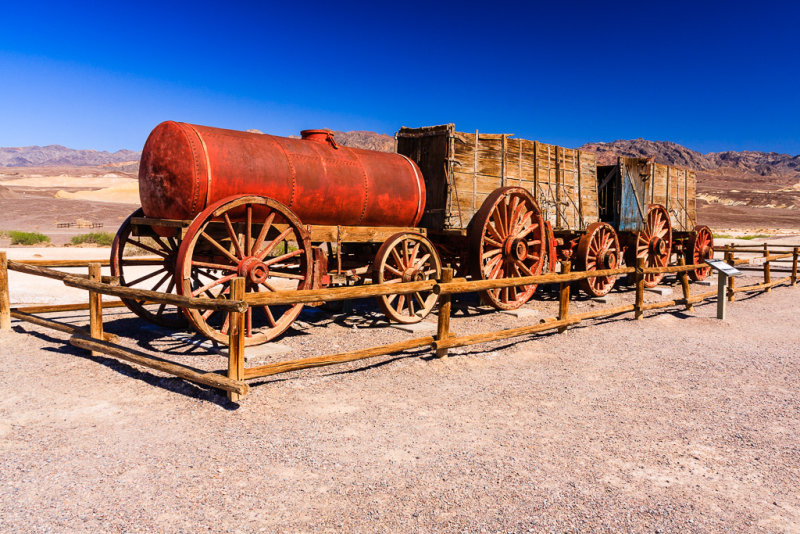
left=414, top=253, right=431, bottom=269
left=150, top=271, right=172, bottom=293
left=201, top=231, right=240, bottom=265
left=483, top=248, right=502, bottom=260
left=391, top=247, right=405, bottom=269
left=268, top=270, right=305, bottom=280
left=488, top=257, right=504, bottom=279
left=515, top=260, right=533, bottom=276
left=412, top=291, right=426, bottom=308
left=245, top=205, right=253, bottom=256
left=264, top=306, right=277, bottom=327
left=191, top=260, right=237, bottom=272
left=222, top=213, right=245, bottom=259
left=385, top=264, right=403, bottom=276
left=484, top=255, right=502, bottom=277
left=126, top=267, right=167, bottom=288
left=409, top=242, right=420, bottom=265
left=514, top=222, right=538, bottom=240
left=487, top=222, right=504, bottom=242
left=263, top=248, right=303, bottom=267
left=192, top=273, right=236, bottom=297
left=511, top=210, right=532, bottom=236
left=251, top=210, right=276, bottom=255
left=131, top=240, right=169, bottom=258
left=255, top=227, right=293, bottom=260
left=485, top=237, right=502, bottom=248
left=259, top=281, right=279, bottom=292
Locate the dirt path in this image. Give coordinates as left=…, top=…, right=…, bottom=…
left=1, top=272, right=798, bottom=532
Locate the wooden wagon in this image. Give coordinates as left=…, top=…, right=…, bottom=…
left=597, top=157, right=713, bottom=285
left=397, top=125, right=714, bottom=295
left=397, top=124, right=622, bottom=298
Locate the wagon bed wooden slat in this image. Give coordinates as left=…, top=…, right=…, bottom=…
left=397, top=124, right=598, bottom=232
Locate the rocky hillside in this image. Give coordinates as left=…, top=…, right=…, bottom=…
left=579, top=138, right=800, bottom=177
left=331, top=130, right=394, bottom=152
left=0, top=145, right=140, bottom=167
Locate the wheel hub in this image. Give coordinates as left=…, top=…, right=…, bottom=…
left=700, top=245, right=712, bottom=260
left=649, top=237, right=666, bottom=257
left=402, top=267, right=423, bottom=283
left=598, top=250, right=617, bottom=270
left=238, top=256, right=269, bottom=284
left=503, top=238, right=528, bottom=261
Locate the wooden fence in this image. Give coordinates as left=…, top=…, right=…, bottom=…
left=1, top=244, right=798, bottom=402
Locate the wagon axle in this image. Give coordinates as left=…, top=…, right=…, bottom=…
left=237, top=257, right=269, bottom=285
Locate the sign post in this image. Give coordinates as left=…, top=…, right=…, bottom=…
left=705, top=259, right=742, bottom=320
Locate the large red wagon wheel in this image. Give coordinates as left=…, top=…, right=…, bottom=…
left=575, top=222, right=621, bottom=297
left=468, top=187, right=546, bottom=310
left=373, top=232, right=442, bottom=324
left=111, top=208, right=187, bottom=328
left=627, top=204, right=672, bottom=288
left=686, top=225, right=714, bottom=281
left=175, top=195, right=313, bottom=345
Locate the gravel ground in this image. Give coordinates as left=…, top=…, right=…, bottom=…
left=1, top=265, right=799, bottom=533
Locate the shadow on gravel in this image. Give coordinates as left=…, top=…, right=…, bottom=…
left=13, top=324, right=241, bottom=410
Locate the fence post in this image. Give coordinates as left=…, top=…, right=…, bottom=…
left=558, top=260, right=571, bottom=332
left=227, top=277, right=246, bottom=402
left=792, top=247, right=798, bottom=286
left=678, top=256, right=693, bottom=311
left=634, top=257, right=645, bottom=320
left=763, top=243, right=771, bottom=292
left=88, top=263, right=103, bottom=356
left=0, top=251, right=10, bottom=331
left=435, top=267, right=454, bottom=358
left=725, top=250, right=736, bottom=302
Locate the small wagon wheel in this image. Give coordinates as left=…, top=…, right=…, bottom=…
left=627, top=204, right=672, bottom=288
left=175, top=195, right=313, bottom=345
left=468, top=187, right=546, bottom=310
left=575, top=222, right=621, bottom=297
left=373, top=232, right=442, bottom=324
left=686, top=225, right=714, bottom=281
left=110, top=208, right=187, bottom=328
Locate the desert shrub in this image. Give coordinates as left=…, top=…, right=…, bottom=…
left=8, top=230, right=51, bottom=245
left=740, top=234, right=771, bottom=240
left=71, top=232, right=115, bottom=247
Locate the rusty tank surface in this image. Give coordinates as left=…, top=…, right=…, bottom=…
left=138, top=121, right=426, bottom=227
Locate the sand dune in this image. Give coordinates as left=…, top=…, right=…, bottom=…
left=54, top=182, right=139, bottom=204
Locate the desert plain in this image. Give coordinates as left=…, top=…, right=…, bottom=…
left=1, top=164, right=799, bottom=532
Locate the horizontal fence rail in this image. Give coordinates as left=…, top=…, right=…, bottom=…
left=1, top=244, right=797, bottom=402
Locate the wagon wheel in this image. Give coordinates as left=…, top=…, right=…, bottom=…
left=373, top=232, right=442, bottom=324
left=686, top=225, right=714, bottom=281
left=110, top=208, right=187, bottom=328
left=575, top=222, right=621, bottom=297
left=175, top=195, right=313, bottom=345
left=627, top=204, right=672, bottom=288
left=468, top=187, right=546, bottom=310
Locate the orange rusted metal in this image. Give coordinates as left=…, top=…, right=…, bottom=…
left=138, top=121, right=426, bottom=227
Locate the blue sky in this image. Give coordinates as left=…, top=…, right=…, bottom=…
left=1, top=1, right=798, bottom=154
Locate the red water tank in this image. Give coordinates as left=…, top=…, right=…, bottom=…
left=138, top=121, right=426, bottom=227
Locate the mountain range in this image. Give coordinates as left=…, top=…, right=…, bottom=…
left=578, top=138, right=800, bottom=177
left=1, top=132, right=797, bottom=180
left=0, top=145, right=140, bottom=167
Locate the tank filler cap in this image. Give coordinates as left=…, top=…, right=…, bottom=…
left=300, top=129, right=338, bottom=149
